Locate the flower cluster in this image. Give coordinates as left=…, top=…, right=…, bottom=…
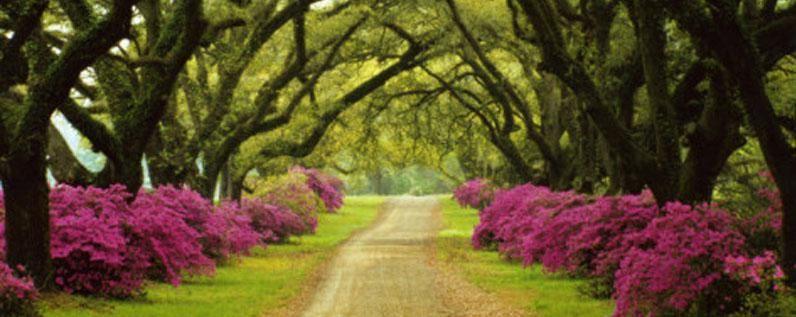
left=38, top=185, right=224, bottom=295
left=453, top=178, right=496, bottom=210
left=257, top=172, right=322, bottom=233
left=724, top=251, right=785, bottom=292
left=612, top=203, right=748, bottom=316
left=472, top=184, right=585, bottom=255
left=133, top=186, right=258, bottom=262
left=472, top=183, right=786, bottom=316
left=572, top=192, right=659, bottom=277
left=234, top=198, right=310, bottom=243
left=517, top=191, right=658, bottom=277
left=47, top=185, right=150, bottom=297
left=0, top=263, right=37, bottom=316
left=291, top=166, right=345, bottom=213
left=124, top=200, right=215, bottom=286
left=208, top=202, right=262, bottom=258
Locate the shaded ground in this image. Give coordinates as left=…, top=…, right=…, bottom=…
left=301, top=196, right=522, bottom=317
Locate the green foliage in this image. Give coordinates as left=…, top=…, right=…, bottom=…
left=729, top=291, right=796, bottom=317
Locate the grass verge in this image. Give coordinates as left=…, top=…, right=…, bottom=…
left=436, top=196, right=615, bottom=317
left=42, top=196, right=385, bottom=317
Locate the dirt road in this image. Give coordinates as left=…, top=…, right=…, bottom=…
left=301, top=196, right=522, bottom=317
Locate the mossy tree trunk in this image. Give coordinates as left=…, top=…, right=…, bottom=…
left=2, top=0, right=137, bottom=287
left=664, top=0, right=796, bottom=286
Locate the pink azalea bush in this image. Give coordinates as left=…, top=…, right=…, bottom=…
left=124, top=200, right=215, bottom=286
left=42, top=185, right=217, bottom=294
left=291, top=166, right=345, bottom=213
left=134, top=185, right=214, bottom=231
left=133, top=186, right=258, bottom=261
left=0, top=184, right=256, bottom=297
left=258, top=172, right=321, bottom=234
left=473, top=182, right=787, bottom=316
left=206, top=202, right=261, bottom=259
left=572, top=191, right=659, bottom=277
left=233, top=198, right=309, bottom=243
left=47, top=185, right=150, bottom=297
left=612, top=202, right=749, bottom=316
left=453, top=178, right=496, bottom=210
left=0, top=174, right=331, bottom=300
left=472, top=184, right=585, bottom=256
left=0, top=263, right=38, bottom=316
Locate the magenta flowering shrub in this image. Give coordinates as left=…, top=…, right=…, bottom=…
left=472, top=181, right=789, bottom=316
left=472, top=184, right=585, bottom=257
left=134, top=185, right=214, bottom=231
left=0, top=263, right=38, bottom=316
left=258, top=172, right=321, bottom=233
left=207, top=203, right=261, bottom=258
left=508, top=190, right=658, bottom=300
left=471, top=184, right=531, bottom=251
left=124, top=202, right=215, bottom=286
left=0, top=184, right=231, bottom=297
left=0, top=179, right=328, bottom=298
left=612, top=202, right=747, bottom=316
left=573, top=191, right=658, bottom=277
left=133, top=186, right=257, bottom=261
left=517, top=202, right=591, bottom=271
left=235, top=198, right=309, bottom=243
left=453, top=178, right=496, bottom=210
left=48, top=185, right=149, bottom=297
left=48, top=185, right=214, bottom=293
left=292, top=166, right=345, bottom=213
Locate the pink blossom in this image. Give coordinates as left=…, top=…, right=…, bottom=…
left=613, top=203, right=746, bottom=316
left=258, top=172, right=322, bottom=233
left=234, top=198, right=310, bottom=243
left=291, top=166, right=345, bottom=213
left=0, top=262, right=37, bottom=315
left=453, top=179, right=496, bottom=210
left=134, top=186, right=259, bottom=261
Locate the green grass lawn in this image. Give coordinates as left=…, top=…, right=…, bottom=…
left=42, top=196, right=384, bottom=317
left=436, top=196, right=615, bottom=317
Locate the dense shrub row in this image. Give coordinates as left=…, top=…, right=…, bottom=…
left=0, top=185, right=248, bottom=298
left=0, top=167, right=345, bottom=312
left=462, top=179, right=788, bottom=316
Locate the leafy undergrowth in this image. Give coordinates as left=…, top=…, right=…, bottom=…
left=436, top=197, right=614, bottom=317
left=41, top=196, right=384, bottom=317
